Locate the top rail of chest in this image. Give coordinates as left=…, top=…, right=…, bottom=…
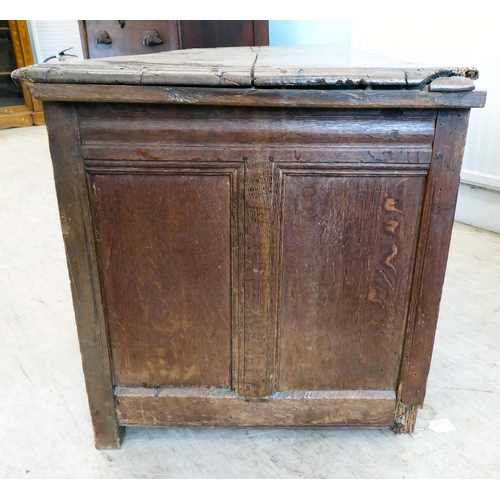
left=75, top=105, right=438, bottom=165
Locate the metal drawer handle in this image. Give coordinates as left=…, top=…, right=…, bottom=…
left=96, top=30, right=111, bottom=45
left=141, top=30, right=163, bottom=47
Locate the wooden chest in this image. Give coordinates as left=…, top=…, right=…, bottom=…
left=14, top=45, right=486, bottom=449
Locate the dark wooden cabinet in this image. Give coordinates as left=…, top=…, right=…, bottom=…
left=14, top=45, right=486, bottom=449
left=79, top=20, right=268, bottom=59
left=177, top=20, right=268, bottom=49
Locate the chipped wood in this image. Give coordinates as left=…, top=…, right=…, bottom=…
left=13, top=46, right=258, bottom=87
left=115, top=387, right=396, bottom=427
left=13, top=45, right=478, bottom=90
left=392, top=401, right=418, bottom=434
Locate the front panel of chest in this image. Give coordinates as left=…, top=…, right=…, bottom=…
left=78, top=103, right=436, bottom=426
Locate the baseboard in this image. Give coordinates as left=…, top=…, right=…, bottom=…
left=455, top=183, right=500, bottom=233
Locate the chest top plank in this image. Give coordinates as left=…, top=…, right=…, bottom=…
left=13, top=44, right=479, bottom=89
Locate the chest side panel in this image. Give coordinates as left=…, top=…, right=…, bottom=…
left=75, top=102, right=436, bottom=429
left=90, top=172, right=233, bottom=388
left=278, top=171, right=426, bottom=391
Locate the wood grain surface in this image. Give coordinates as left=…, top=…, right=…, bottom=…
left=13, top=46, right=259, bottom=87
left=115, top=387, right=396, bottom=427
left=76, top=105, right=437, bottom=166
left=90, top=170, right=235, bottom=388
left=80, top=104, right=438, bottom=411
left=278, top=171, right=425, bottom=391
left=253, top=45, right=479, bottom=87
left=239, top=159, right=277, bottom=397
left=43, top=102, right=123, bottom=449
left=399, top=109, right=471, bottom=409
left=13, top=45, right=479, bottom=89
left=25, top=83, right=487, bottom=109
left=77, top=105, right=436, bottom=146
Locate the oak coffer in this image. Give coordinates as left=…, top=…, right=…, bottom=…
left=13, top=45, right=486, bottom=449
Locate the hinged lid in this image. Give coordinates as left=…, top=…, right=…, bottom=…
left=12, top=44, right=478, bottom=89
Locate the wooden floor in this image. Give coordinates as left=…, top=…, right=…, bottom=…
left=1, top=125, right=500, bottom=479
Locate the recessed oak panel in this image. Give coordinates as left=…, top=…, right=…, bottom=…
left=90, top=173, right=231, bottom=388
left=279, top=173, right=425, bottom=391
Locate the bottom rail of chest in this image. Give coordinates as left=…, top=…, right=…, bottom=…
left=114, top=387, right=403, bottom=429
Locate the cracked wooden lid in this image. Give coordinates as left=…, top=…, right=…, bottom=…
left=12, top=44, right=479, bottom=89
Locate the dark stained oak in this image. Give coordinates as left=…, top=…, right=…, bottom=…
left=278, top=173, right=425, bottom=391
left=75, top=105, right=437, bottom=166
left=76, top=105, right=437, bottom=147
left=16, top=45, right=486, bottom=446
left=90, top=172, right=234, bottom=388
left=81, top=148, right=434, bottom=165
left=43, top=102, right=123, bottom=449
left=399, top=109, right=472, bottom=409
left=25, top=83, right=487, bottom=109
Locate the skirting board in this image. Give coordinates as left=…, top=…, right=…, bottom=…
left=455, top=183, right=500, bottom=234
